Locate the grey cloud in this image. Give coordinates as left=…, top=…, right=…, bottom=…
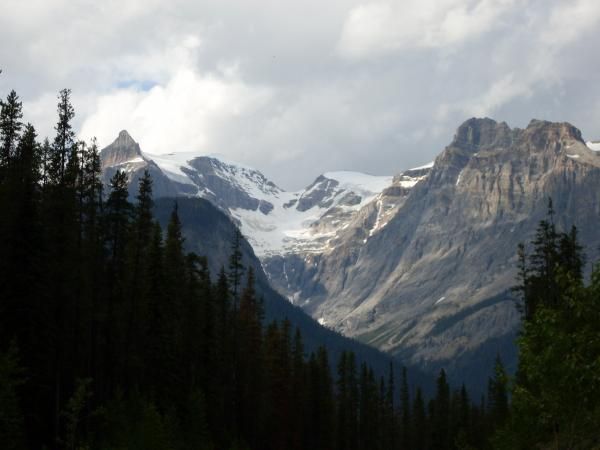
left=1, top=0, right=599, bottom=190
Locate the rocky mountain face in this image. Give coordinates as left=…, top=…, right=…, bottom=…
left=99, top=119, right=600, bottom=386
left=265, top=118, right=600, bottom=384
left=100, top=130, right=193, bottom=199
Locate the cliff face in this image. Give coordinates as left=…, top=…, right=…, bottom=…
left=264, top=118, right=600, bottom=383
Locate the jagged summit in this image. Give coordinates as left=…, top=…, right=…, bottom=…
left=115, top=129, right=137, bottom=146
left=100, top=130, right=144, bottom=168
left=451, top=117, right=512, bottom=151
left=451, top=117, right=585, bottom=153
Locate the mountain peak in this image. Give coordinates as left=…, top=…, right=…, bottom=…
left=452, top=117, right=512, bottom=151
left=115, top=129, right=138, bottom=147
left=100, top=130, right=144, bottom=168
left=523, top=119, right=583, bottom=145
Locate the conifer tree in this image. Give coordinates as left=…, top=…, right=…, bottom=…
left=411, top=387, right=427, bottom=450
left=228, top=228, right=245, bottom=308
left=431, top=369, right=450, bottom=450
left=487, top=355, right=509, bottom=430
left=0, top=90, right=23, bottom=174
left=400, top=365, right=411, bottom=449
left=49, top=89, right=75, bottom=185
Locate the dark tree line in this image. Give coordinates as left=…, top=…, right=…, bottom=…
left=0, top=88, right=507, bottom=449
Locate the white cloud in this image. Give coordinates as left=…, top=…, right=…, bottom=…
left=80, top=67, right=272, bottom=156
left=338, top=0, right=517, bottom=59
left=542, top=0, right=600, bottom=47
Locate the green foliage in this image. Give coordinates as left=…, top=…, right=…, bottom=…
left=498, top=202, right=600, bottom=449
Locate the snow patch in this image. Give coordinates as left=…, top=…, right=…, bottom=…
left=566, top=154, right=580, bottom=159
left=409, top=161, right=434, bottom=170
left=435, top=296, right=446, bottom=305
left=456, top=171, right=463, bottom=186
left=586, top=141, right=600, bottom=151
left=323, top=171, right=393, bottom=196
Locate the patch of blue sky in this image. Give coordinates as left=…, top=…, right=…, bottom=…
left=116, top=79, right=158, bottom=91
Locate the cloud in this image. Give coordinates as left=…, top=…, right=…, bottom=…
left=542, top=0, right=600, bottom=47
left=337, top=0, right=517, bottom=59
left=80, top=65, right=272, bottom=156
left=2, top=0, right=600, bottom=189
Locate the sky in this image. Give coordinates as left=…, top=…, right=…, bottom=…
left=1, top=0, right=600, bottom=190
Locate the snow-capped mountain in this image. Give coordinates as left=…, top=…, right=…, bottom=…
left=100, top=131, right=429, bottom=259
left=266, top=118, right=600, bottom=387
left=100, top=130, right=188, bottom=199
left=98, top=122, right=600, bottom=389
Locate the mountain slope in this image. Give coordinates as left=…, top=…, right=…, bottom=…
left=99, top=120, right=600, bottom=389
left=151, top=196, right=433, bottom=389
left=270, top=118, right=600, bottom=385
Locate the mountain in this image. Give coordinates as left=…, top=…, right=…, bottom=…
left=99, top=119, right=600, bottom=388
left=100, top=138, right=406, bottom=259
left=264, top=118, right=600, bottom=386
left=99, top=138, right=432, bottom=386
left=99, top=130, right=195, bottom=199
left=150, top=197, right=433, bottom=391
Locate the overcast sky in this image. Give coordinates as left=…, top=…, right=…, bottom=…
left=1, top=0, right=600, bottom=189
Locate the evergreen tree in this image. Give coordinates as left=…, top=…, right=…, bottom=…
left=499, top=208, right=599, bottom=448
left=487, top=355, right=509, bottom=430
left=400, top=365, right=411, bottom=449
left=411, top=387, right=427, bottom=450
left=228, top=228, right=245, bottom=309
left=49, top=89, right=75, bottom=185
left=431, top=369, right=450, bottom=450
left=0, top=90, right=23, bottom=174
left=336, top=351, right=358, bottom=450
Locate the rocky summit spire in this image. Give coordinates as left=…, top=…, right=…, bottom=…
left=115, top=129, right=137, bottom=148
left=100, top=130, right=144, bottom=168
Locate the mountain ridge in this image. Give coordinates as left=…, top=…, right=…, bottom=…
left=98, top=117, right=600, bottom=387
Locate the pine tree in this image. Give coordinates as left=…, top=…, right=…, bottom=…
left=105, top=170, right=132, bottom=277
left=336, top=351, right=358, bottom=450
left=411, top=387, right=427, bottom=450
left=431, top=369, right=450, bottom=450
left=400, top=365, right=411, bottom=449
left=228, top=228, right=245, bottom=309
left=290, top=327, right=306, bottom=450
left=487, top=355, right=509, bottom=430
left=49, top=89, right=75, bottom=185
left=0, top=90, right=23, bottom=174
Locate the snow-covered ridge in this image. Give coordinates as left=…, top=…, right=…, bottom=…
left=100, top=131, right=432, bottom=258
left=408, top=161, right=434, bottom=170
left=322, top=171, right=393, bottom=195
left=143, top=152, right=404, bottom=257
left=587, top=141, right=600, bottom=152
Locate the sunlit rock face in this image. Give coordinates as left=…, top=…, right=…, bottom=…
left=263, top=118, right=600, bottom=384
